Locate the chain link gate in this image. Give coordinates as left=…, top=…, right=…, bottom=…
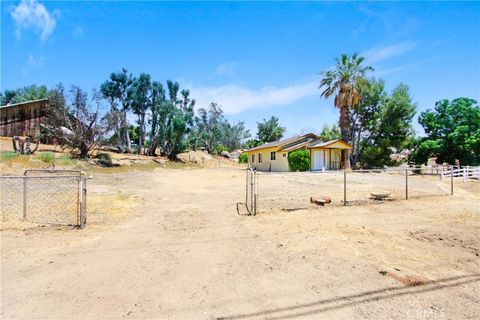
left=1, top=169, right=87, bottom=228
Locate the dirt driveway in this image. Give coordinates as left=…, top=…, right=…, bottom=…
left=1, top=167, right=479, bottom=319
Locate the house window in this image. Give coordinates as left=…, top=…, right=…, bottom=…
left=271, top=151, right=276, bottom=160
left=251, top=154, right=255, bottom=163
left=258, top=153, right=263, bottom=163
left=283, top=153, right=287, bottom=157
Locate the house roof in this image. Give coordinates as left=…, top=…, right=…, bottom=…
left=247, top=133, right=317, bottom=152
left=308, top=139, right=353, bottom=149
left=281, top=140, right=312, bottom=152
left=0, top=98, right=48, bottom=109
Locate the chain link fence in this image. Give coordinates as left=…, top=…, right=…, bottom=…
left=241, top=168, right=453, bottom=215
left=0, top=169, right=87, bottom=228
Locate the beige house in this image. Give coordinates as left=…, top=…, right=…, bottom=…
left=246, top=134, right=352, bottom=172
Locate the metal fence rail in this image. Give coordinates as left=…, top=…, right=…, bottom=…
left=243, top=167, right=454, bottom=215
left=0, top=169, right=87, bottom=228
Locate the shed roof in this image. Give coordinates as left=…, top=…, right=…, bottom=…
left=0, top=98, right=48, bottom=109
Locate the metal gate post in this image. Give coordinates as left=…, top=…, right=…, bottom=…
left=451, top=166, right=454, bottom=195
left=22, top=174, right=27, bottom=220
left=254, top=170, right=257, bottom=216
left=79, top=174, right=87, bottom=228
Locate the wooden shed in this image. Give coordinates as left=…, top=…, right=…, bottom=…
left=0, top=99, right=48, bottom=139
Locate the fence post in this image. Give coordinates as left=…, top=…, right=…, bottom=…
left=451, top=166, right=454, bottom=195
left=253, top=170, right=257, bottom=216
left=343, top=169, right=346, bottom=206
left=405, top=169, right=408, bottom=200
left=80, top=175, right=87, bottom=228
left=22, top=175, right=27, bottom=220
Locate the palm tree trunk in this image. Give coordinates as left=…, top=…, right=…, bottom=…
left=339, top=106, right=351, bottom=143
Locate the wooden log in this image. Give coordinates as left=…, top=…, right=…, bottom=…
left=310, top=196, right=332, bottom=206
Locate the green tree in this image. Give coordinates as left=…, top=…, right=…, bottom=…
left=319, top=53, right=373, bottom=142
left=131, top=73, right=152, bottom=153
left=359, top=84, right=416, bottom=168
left=147, top=81, right=166, bottom=155
left=0, top=90, right=19, bottom=105
left=219, top=121, right=250, bottom=151
left=410, top=98, right=480, bottom=165
left=318, top=124, right=341, bottom=141
left=244, top=139, right=263, bottom=149
left=100, top=68, right=134, bottom=152
left=194, top=103, right=225, bottom=153
left=1, top=85, right=48, bottom=105
left=288, top=149, right=310, bottom=171
left=156, top=81, right=195, bottom=159
left=257, top=116, right=285, bottom=142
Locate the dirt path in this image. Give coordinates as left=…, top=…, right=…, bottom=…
left=1, top=168, right=479, bottom=319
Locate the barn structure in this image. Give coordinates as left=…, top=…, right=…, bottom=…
left=0, top=99, right=48, bottom=139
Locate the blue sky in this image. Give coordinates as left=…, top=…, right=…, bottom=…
left=2, top=1, right=479, bottom=137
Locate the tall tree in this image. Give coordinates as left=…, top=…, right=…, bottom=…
left=318, top=124, right=341, bottom=141
left=156, top=81, right=195, bottom=159
left=319, top=53, right=373, bottom=142
left=410, top=98, right=480, bottom=165
left=194, top=103, right=225, bottom=153
left=131, top=73, right=152, bottom=153
left=219, top=121, right=250, bottom=151
left=44, top=84, right=103, bottom=158
left=1, top=85, right=48, bottom=105
left=256, top=116, right=285, bottom=142
left=100, top=68, right=134, bottom=152
left=357, top=83, right=416, bottom=168
left=148, top=81, right=166, bottom=155
left=350, top=79, right=387, bottom=165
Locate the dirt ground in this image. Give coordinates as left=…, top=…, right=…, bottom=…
left=1, top=167, right=479, bottom=319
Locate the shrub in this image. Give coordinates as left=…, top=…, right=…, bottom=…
left=238, top=153, right=248, bottom=163
left=95, top=152, right=113, bottom=167
left=212, top=145, right=228, bottom=155
left=38, top=152, right=55, bottom=164
left=288, top=149, right=310, bottom=171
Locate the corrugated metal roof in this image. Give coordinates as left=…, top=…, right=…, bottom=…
left=0, top=98, right=48, bottom=109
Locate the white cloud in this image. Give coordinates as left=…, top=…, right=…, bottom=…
left=27, top=54, right=45, bottom=67
left=362, top=41, right=417, bottom=64
left=216, top=62, right=236, bottom=76
left=11, top=0, right=59, bottom=42
left=188, top=78, right=318, bottom=115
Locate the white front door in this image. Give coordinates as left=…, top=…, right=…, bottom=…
left=313, top=150, right=324, bottom=170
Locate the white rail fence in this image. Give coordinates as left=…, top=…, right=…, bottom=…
left=440, top=166, right=480, bottom=181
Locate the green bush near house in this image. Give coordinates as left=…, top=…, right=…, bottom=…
left=288, top=149, right=310, bottom=171
left=238, top=153, right=248, bottom=164
left=37, top=152, right=55, bottom=164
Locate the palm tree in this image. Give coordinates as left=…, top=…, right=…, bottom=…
left=319, top=53, right=373, bottom=142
